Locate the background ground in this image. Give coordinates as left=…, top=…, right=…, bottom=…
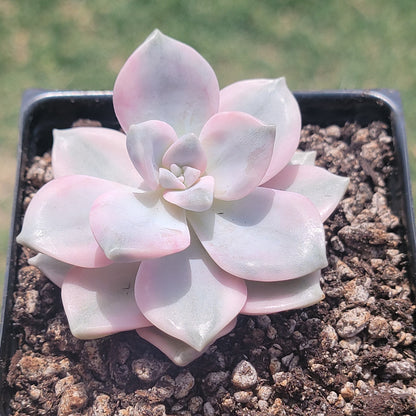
left=1, top=0, right=415, bottom=295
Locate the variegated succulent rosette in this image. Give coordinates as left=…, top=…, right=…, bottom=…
left=17, top=30, right=349, bottom=366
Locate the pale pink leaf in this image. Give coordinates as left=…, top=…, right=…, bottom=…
left=263, top=165, right=349, bottom=221
left=135, top=237, right=246, bottom=351
left=159, top=168, right=186, bottom=189
left=290, top=150, right=317, bottom=165
left=200, top=112, right=275, bottom=201
left=29, top=253, right=71, bottom=288
left=90, top=189, right=190, bottom=262
left=52, top=127, right=143, bottom=187
left=163, top=176, right=214, bottom=212
left=137, top=319, right=236, bottom=366
left=183, top=166, right=201, bottom=187
left=220, top=78, right=301, bottom=182
left=126, top=121, right=177, bottom=190
left=241, top=270, right=324, bottom=315
left=62, top=262, right=150, bottom=339
left=188, top=187, right=327, bottom=281
left=16, top=175, right=126, bottom=267
left=162, top=133, right=207, bottom=172
left=158, top=168, right=186, bottom=190
left=114, top=29, right=219, bottom=136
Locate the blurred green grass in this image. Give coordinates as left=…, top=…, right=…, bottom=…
left=1, top=0, right=415, bottom=295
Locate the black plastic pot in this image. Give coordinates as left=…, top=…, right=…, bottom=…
left=0, top=89, right=415, bottom=414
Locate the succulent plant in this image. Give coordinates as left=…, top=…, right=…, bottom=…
left=17, top=30, right=349, bottom=366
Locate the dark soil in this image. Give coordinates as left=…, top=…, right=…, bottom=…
left=5, top=122, right=416, bottom=415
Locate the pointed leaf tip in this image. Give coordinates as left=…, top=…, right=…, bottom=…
left=220, top=78, right=301, bottom=181
left=135, top=237, right=246, bottom=351
left=28, top=253, right=71, bottom=288
left=114, top=30, right=219, bottom=135
left=137, top=318, right=237, bottom=366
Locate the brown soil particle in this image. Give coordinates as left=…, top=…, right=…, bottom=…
left=231, top=361, right=258, bottom=390
left=5, top=121, right=416, bottom=415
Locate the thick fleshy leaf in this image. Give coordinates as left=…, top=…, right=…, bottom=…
left=200, top=112, right=275, bottom=201
left=187, top=187, right=327, bottom=281
left=114, top=29, right=219, bottom=136
left=162, top=133, right=207, bottom=172
left=241, top=270, right=324, bottom=315
left=290, top=150, right=317, bottom=165
left=220, top=78, right=301, bottom=182
left=263, top=165, right=349, bottom=221
left=170, top=164, right=182, bottom=176
left=183, top=166, right=201, bottom=187
left=138, top=327, right=205, bottom=366
left=163, top=176, right=214, bottom=212
left=90, top=189, right=190, bottom=262
left=16, top=175, right=125, bottom=268
left=135, top=237, right=247, bottom=351
left=127, top=121, right=177, bottom=190
left=159, top=168, right=186, bottom=190
left=52, top=127, right=143, bottom=187
left=29, top=253, right=71, bottom=288
left=137, top=319, right=237, bottom=366
left=62, top=262, right=150, bottom=339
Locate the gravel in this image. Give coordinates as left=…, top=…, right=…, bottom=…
left=231, top=360, right=258, bottom=390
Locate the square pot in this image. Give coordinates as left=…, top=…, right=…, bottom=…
left=1, top=89, right=415, bottom=415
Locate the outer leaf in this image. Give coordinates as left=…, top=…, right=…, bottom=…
left=127, top=121, right=177, bottom=190
left=62, top=262, right=150, bottom=339
left=163, top=176, right=214, bottom=212
left=188, top=187, right=327, bottom=281
left=290, top=150, right=317, bottom=165
left=241, top=270, right=324, bottom=315
left=113, top=29, right=219, bottom=136
left=135, top=236, right=247, bottom=351
left=90, top=189, right=190, bottom=262
left=52, top=127, right=143, bottom=188
left=29, top=253, right=71, bottom=288
left=16, top=175, right=125, bottom=268
left=220, top=78, right=301, bottom=182
left=263, top=165, right=349, bottom=221
left=137, top=319, right=237, bottom=366
left=200, top=112, right=275, bottom=201
left=138, top=327, right=205, bottom=367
